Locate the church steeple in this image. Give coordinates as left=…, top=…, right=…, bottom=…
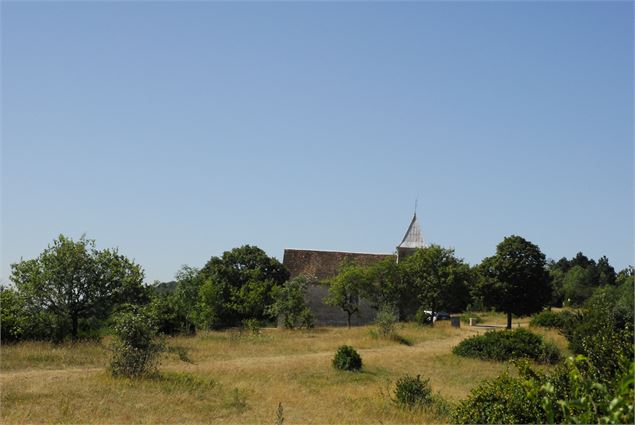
left=397, top=211, right=427, bottom=262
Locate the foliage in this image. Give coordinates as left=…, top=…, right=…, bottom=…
left=109, top=309, right=165, bottom=378
left=562, top=286, right=633, bottom=383
left=452, top=328, right=561, bottom=364
left=266, top=275, right=314, bottom=329
left=452, top=356, right=634, bottom=424
left=529, top=309, right=576, bottom=329
left=241, top=318, right=262, bottom=335
left=400, top=245, right=473, bottom=319
left=197, top=245, right=289, bottom=328
left=542, top=356, right=634, bottom=424
left=375, top=304, right=398, bottom=336
left=561, top=265, right=596, bottom=307
left=452, top=368, right=547, bottom=424
left=474, top=235, right=551, bottom=328
left=325, top=264, right=371, bottom=328
left=10, top=235, right=148, bottom=340
left=332, top=345, right=362, bottom=371
left=0, top=286, right=50, bottom=342
left=393, top=374, right=433, bottom=409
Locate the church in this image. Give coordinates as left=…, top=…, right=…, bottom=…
left=282, top=213, right=427, bottom=326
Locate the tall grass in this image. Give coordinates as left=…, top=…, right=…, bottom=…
left=1, top=322, right=539, bottom=424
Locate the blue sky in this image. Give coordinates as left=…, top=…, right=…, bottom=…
left=1, top=1, right=633, bottom=284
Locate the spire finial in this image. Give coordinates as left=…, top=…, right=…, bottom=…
left=414, top=197, right=418, bottom=217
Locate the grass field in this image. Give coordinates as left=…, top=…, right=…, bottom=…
left=0, top=315, right=568, bottom=424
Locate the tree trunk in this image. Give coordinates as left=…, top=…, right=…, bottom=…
left=347, top=312, right=352, bottom=329
left=71, top=313, right=79, bottom=340
left=506, top=311, right=512, bottom=329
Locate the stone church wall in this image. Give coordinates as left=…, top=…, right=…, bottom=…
left=282, top=248, right=394, bottom=326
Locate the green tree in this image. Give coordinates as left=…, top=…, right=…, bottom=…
left=325, top=264, right=371, bottom=328
left=475, top=235, right=550, bottom=329
left=10, top=235, right=147, bottom=339
left=400, top=245, right=472, bottom=321
left=367, top=257, right=420, bottom=320
left=561, top=265, right=595, bottom=306
left=197, top=245, right=289, bottom=328
left=596, top=255, right=616, bottom=286
left=266, top=275, right=314, bottom=329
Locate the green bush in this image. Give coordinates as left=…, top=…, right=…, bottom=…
left=529, top=310, right=575, bottom=329
left=109, top=309, right=165, bottom=378
left=332, top=345, right=362, bottom=371
left=452, top=356, right=634, bottom=424
left=452, top=370, right=546, bottom=424
left=393, top=374, right=433, bottom=408
left=375, top=304, right=397, bottom=336
left=452, top=328, right=561, bottom=364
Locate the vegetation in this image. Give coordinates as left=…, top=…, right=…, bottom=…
left=399, top=245, right=473, bottom=322
left=452, top=328, right=561, bottom=364
left=8, top=235, right=147, bottom=340
left=332, top=345, right=363, bottom=371
left=529, top=309, right=575, bottom=329
left=197, top=245, right=289, bottom=329
left=475, top=235, right=551, bottom=329
left=393, top=374, right=433, bottom=409
left=325, top=264, right=370, bottom=328
left=266, top=275, right=314, bottom=329
left=108, top=309, right=165, bottom=378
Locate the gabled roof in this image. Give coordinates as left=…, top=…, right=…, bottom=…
left=398, top=213, right=426, bottom=249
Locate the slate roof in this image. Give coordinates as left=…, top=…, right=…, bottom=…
left=398, top=213, right=426, bottom=249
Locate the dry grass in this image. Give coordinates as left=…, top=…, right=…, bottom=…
left=0, top=321, right=558, bottom=424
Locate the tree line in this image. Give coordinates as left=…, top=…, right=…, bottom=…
left=1, top=233, right=633, bottom=341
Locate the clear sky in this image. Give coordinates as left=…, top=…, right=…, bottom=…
left=1, top=1, right=633, bottom=285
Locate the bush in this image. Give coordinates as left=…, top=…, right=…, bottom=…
left=375, top=304, right=397, bottom=336
left=452, top=369, right=547, bottom=424
left=332, top=345, right=362, bottom=371
left=241, top=318, right=262, bottom=335
left=393, top=374, right=433, bottom=408
left=529, top=310, right=575, bottom=329
left=452, top=357, right=635, bottom=424
left=109, top=309, right=165, bottom=378
left=452, top=328, right=561, bottom=364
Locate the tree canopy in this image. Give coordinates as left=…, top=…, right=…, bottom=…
left=197, top=245, right=289, bottom=328
left=475, top=235, right=550, bottom=329
left=10, top=235, right=147, bottom=339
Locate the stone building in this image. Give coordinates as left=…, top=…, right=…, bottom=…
left=282, top=213, right=427, bottom=326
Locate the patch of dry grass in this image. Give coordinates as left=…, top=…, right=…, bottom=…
left=1, top=322, right=515, bottom=424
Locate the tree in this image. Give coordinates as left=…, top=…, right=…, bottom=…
left=197, top=245, right=289, bottom=328
left=475, top=235, right=550, bottom=329
left=10, top=235, right=147, bottom=339
left=325, top=264, right=371, bottom=328
left=400, top=245, right=472, bottom=323
left=367, top=257, right=413, bottom=319
left=561, top=265, right=595, bottom=306
left=266, top=275, right=314, bottom=329
left=596, top=255, right=616, bottom=286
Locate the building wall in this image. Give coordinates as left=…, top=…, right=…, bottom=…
left=282, top=248, right=394, bottom=326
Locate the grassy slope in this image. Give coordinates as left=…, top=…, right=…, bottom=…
left=0, top=319, right=567, bottom=424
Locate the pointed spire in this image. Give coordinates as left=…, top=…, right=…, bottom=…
left=398, top=213, right=426, bottom=249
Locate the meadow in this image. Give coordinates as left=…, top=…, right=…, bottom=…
left=1, top=315, right=568, bottom=424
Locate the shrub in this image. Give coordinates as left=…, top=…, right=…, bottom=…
left=109, top=309, right=165, bottom=378
left=375, top=304, right=397, bottom=336
left=393, top=374, right=433, bottom=408
left=298, top=308, right=315, bottom=329
left=332, top=345, right=362, bottom=371
left=452, top=328, right=561, bottom=364
left=241, top=318, right=262, bottom=335
left=529, top=309, right=575, bottom=329
left=452, top=369, right=547, bottom=424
